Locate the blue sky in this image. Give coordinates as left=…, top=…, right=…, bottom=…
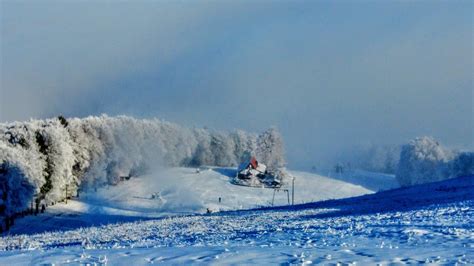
left=1, top=1, right=472, bottom=168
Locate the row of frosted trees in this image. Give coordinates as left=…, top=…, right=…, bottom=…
left=326, top=136, right=472, bottom=187
left=0, top=115, right=285, bottom=229
left=396, top=136, right=473, bottom=187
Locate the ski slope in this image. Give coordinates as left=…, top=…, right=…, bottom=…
left=323, top=169, right=399, bottom=191
left=4, top=167, right=373, bottom=235
left=0, top=174, right=472, bottom=265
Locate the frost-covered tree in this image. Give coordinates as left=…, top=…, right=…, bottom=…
left=0, top=162, right=35, bottom=217
left=210, top=132, right=236, bottom=166
left=0, top=115, right=286, bottom=220
left=0, top=125, right=45, bottom=217
left=232, top=130, right=257, bottom=164
left=449, top=152, right=474, bottom=178
left=38, top=121, right=77, bottom=204
left=256, top=128, right=285, bottom=170
left=396, top=137, right=455, bottom=187
left=189, top=129, right=213, bottom=166
left=333, top=144, right=400, bottom=174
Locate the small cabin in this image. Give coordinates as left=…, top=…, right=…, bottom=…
left=237, top=156, right=267, bottom=180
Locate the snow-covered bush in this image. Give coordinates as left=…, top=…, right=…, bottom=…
left=0, top=115, right=285, bottom=218
left=396, top=137, right=455, bottom=187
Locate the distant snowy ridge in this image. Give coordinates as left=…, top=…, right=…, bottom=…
left=0, top=115, right=285, bottom=219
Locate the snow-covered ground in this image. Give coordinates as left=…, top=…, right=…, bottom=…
left=3, top=167, right=372, bottom=235
left=0, top=168, right=472, bottom=265
left=319, top=169, right=399, bottom=191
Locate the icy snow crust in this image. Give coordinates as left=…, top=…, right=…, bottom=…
left=0, top=174, right=472, bottom=265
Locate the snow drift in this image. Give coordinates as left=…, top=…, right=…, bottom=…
left=0, top=115, right=285, bottom=220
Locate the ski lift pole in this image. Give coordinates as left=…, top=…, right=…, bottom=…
left=272, top=189, right=276, bottom=207
left=291, top=176, right=295, bottom=205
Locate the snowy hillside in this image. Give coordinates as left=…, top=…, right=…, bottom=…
left=322, top=169, right=399, bottom=191
left=0, top=174, right=471, bottom=265
left=4, top=167, right=372, bottom=235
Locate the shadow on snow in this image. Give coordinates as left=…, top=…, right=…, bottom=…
left=221, top=175, right=474, bottom=220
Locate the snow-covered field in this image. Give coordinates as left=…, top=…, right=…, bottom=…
left=323, top=169, right=399, bottom=191
left=0, top=168, right=472, bottom=265
left=3, top=167, right=372, bottom=235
